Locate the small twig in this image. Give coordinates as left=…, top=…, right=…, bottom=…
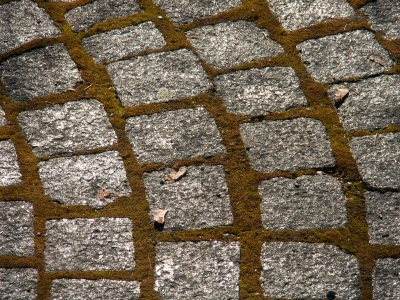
left=84, top=83, right=93, bottom=90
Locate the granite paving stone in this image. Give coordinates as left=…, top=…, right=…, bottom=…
left=213, top=67, right=308, bottom=116
left=65, top=0, right=143, bottom=32
left=38, top=151, right=131, bottom=209
left=18, top=99, right=117, bottom=157
left=153, top=0, right=242, bottom=25
left=125, top=107, right=226, bottom=164
left=373, top=258, right=400, bottom=300
left=259, top=175, right=347, bottom=231
left=349, top=132, right=400, bottom=189
left=82, top=22, right=166, bottom=64
left=260, top=242, right=361, bottom=299
left=0, top=201, right=34, bottom=256
left=143, top=165, right=233, bottom=230
left=0, top=140, right=22, bottom=186
left=0, top=268, right=38, bottom=300
left=0, top=106, right=7, bottom=127
left=155, top=241, right=240, bottom=299
left=240, top=117, right=335, bottom=173
left=328, top=74, right=400, bottom=132
left=51, top=279, right=140, bottom=300
left=0, top=44, right=83, bottom=102
left=0, top=0, right=61, bottom=55
left=107, top=49, right=211, bottom=107
left=45, top=218, right=135, bottom=271
left=187, top=21, right=284, bottom=69
left=297, top=30, right=394, bottom=83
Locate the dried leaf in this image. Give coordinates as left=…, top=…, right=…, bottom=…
left=98, top=189, right=118, bottom=200
left=334, top=88, right=349, bottom=103
left=151, top=209, right=168, bottom=224
left=164, top=167, right=187, bottom=183
left=369, top=55, right=387, bottom=67
left=67, top=87, right=76, bottom=92
left=171, top=163, right=180, bottom=171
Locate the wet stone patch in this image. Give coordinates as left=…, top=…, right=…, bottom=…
left=0, top=140, right=22, bottom=186
left=373, top=258, right=400, bottom=300
left=0, top=268, right=38, bottom=300
left=0, top=106, right=7, bottom=127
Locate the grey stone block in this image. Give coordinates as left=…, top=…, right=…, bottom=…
left=0, top=0, right=61, bottom=55
left=18, top=99, right=117, bottom=157
left=373, top=258, right=400, bottom=300
left=0, top=201, right=34, bottom=256
left=297, top=30, right=394, bottom=83
left=328, top=75, right=400, bottom=132
left=187, top=21, right=284, bottom=69
left=0, top=106, right=7, bottom=127
left=259, top=175, right=347, bottom=231
left=82, top=21, right=166, bottom=64
left=260, top=242, right=361, bottom=299
left=65, top=0, right=143, bottom=32
left=349, top=132, right=400, bottom=189
left=239, top=117, right=335, bottom=173
left=0, top=140, right=22, bottom=186
left=153, top=0, right=242, bottom=25
left=143, top=165, right=233, bottom=230
left=155, top=241, right=240, bottom=299
left=213, top=67, right=307, bottom=116
left=125, top=107, right=226, bottom=164
left=45, top=218, right=135, bottom=271
left=107, top=49, right=211, bottom=107
left=0, top=44, right=82, bottom=102
left=51, top=279, right=140, bottom=300
left=0, top=268, right=38, bottom=300
left=38, top=151, right=131, bottom=209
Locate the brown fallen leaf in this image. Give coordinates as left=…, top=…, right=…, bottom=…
left=171, top=163, right=180, bottom=171
left=164, top=167, right=187, bottom=183
left=334, top=88, right=349, bottom=103
left=369, top=55, right=387, bottom=67
left=151, top=209, right=168, bottom=224
left=98, top=189, right=118, bottom=201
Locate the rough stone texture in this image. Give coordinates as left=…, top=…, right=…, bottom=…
left=18, top=99, right=117, bottom=157
left=65, top=0, right=143, bottom=32
left=0, top=44, right=83, bottom=102
left=0, top=106, right=7, bottom=127
left=153, top=0, right=242, bottom=25
left=45, top=218, right=135, bottom=271
left=0, top=0, right=61, bottom=55
left=213, top=67, right=307, bottom=116
left=143, top=165, right=233, bottom=230
left=51, top=279, right=140, bottom=300
left=82, top=22, right=166, bottom=63
left=0, top=201, right=34, bottom=256
left=155, top=241, right=240, bottom=299
left=361, top=0, right=400, bottom=40
left=187, top=21, right=284, bottom=69
left=107, top=49, right=211, bottom=107
left=365, top=191, right=400, bottom=245
left=268, top=0, right=354, bottom=32
left=0, top=140, right=22, bottom=186
left=373, top=258, right=400, bottom=300
left=297, top=30, right=394, bottom=83
left=38, top=151, right=131, bottom=209
left=125, top=107, right=226, bottom=164
left=349, top=132, right=400, bottom=189
left=259, top=175, right=347, bottom=231
left=240, top=118, right=336, bottom=173
left=328, top=74, right=400, bottom=132
left=261, top=242, right=361, bottom=299
left=0, top=268, right=38, bottom=300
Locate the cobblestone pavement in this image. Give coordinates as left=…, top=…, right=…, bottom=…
left=0, top=0, right=399, bottom=299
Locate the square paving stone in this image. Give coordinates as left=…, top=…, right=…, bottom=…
left=0, top=140, right=22, bottom=186
left=239, top=117, right=335, bottom=173
left=187, top=21, right=284, bottom=69
left=213, top=67, right=307, bottom=116
left=38, top=151, right=131, bottom=209
left=155, top=241, right=240, bottom=299
left=0, top=106, right=7, bottom=127
left=0, top=201, right=34, bottom=256
left=349, top=132, right=400, bottom=189
left=0, top=44, right=83, bottom=102
left=260, top=242, right=361, bottom=299
left=297, top=30, right=394, bottom=83
left=373, top=258, right=400, bottom=300
left=18, top=99, right=117, bottom=157
left=45, top=218, right=135, bottom=271
left=107, top=49, right=211, bottom=107
left=0, top=0, right=61, bottom=55
left=0, top=268, right=38, bottom=300
left=259, top=175, right=347, bottom=231
left=328, top=74, right=400, bottom=132
left=267, top=0, right=354, bottom=32
left=51, top=279, right=140, bottom=300
left=143, top=165, right=233, bottom=230
left=65, top=0, right=143, bottom=32
left=153, top=0, right=242, bottom=25
left=125, top=107, right=226, bottom=164
left=365, top=191, right=400, bottom=245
